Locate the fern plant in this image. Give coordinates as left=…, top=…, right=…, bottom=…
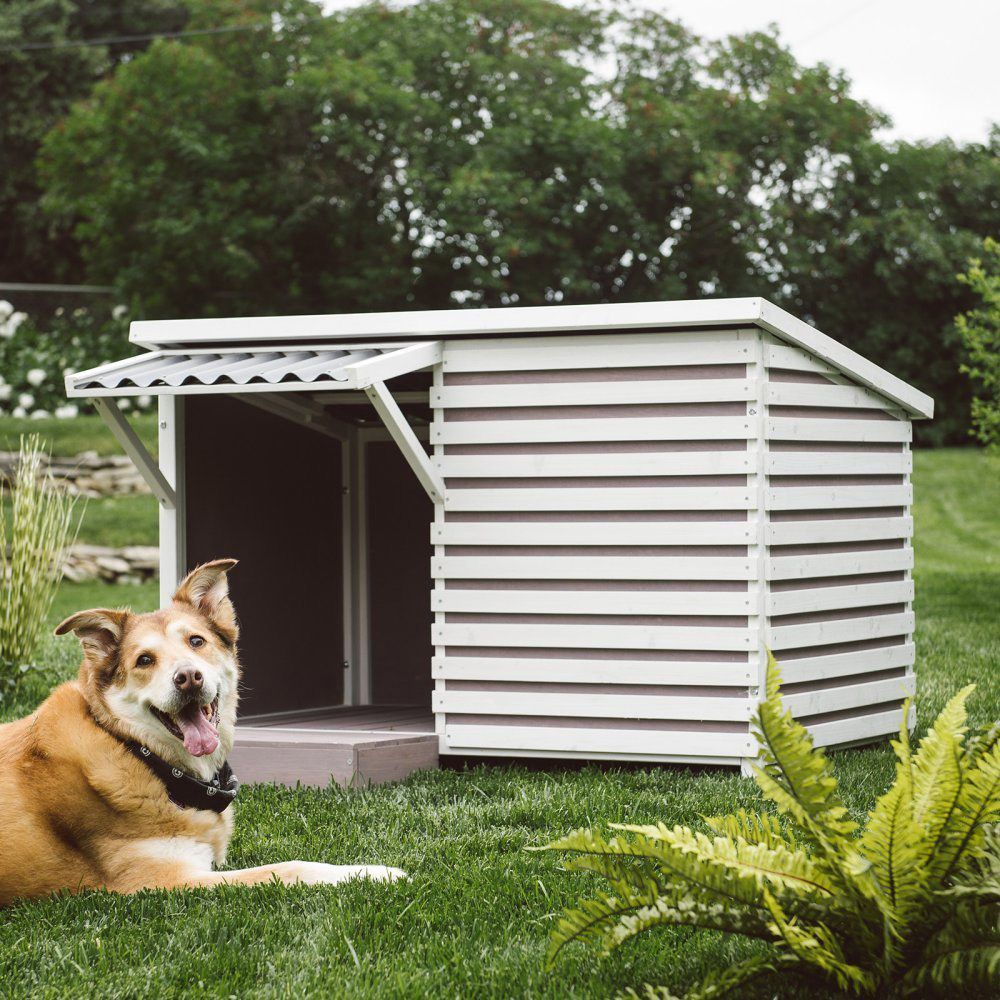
left=539, top=656, right=1000, bottom=998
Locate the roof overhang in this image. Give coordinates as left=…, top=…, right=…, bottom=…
left=65, top=341, right=442, bottom=398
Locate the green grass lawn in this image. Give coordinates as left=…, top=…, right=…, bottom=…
left=0, top=448, right=996, bottom=999
left=0, top=413, right=158, bottom=457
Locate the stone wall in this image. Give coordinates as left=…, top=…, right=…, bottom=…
left=62, top=544, right=160, bottom=584
left=0, top=450, right=151, bottom=498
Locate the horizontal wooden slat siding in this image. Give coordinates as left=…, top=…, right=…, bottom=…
left=432, top=656, right=755, bottom=686
left=434, top=622, right=756, bottom=651
left=765, top=516, right=912, bottom=545
left=765, top=452, right=912, bottom=475
left=434, top=589, right=752, bottom=615
left=763, top=343, right=838, bottom=375
left=434, top=556, right=756, bottom=581
left=433, top=520, right=755, bottom=546
left=783, top=675, right=914, bottom=718
left=769, top=613, right=914, bottom=651
left=776, top=643, right=915, bottom=684
left=447, top=487, right=755, bottom=511
left=442, top=332, right=752, bottom=372
left=433, top=379, right=753, bottom=408
left=765, top=485, right=912, bottom=510
left=761, top=338, right=916, bottom=751
left=434, top=328, right=759, bottom=764
left=433, top=689, right=754, bottom=721
left=767, top=580, right=914, bottom=616
left=437, top=451, right=755, bottom=478
left=764, top=382, right=901, bottom=410
left=807, top=707, right=906, bottom=749
left=432, top=416, right=754, bottom=445
left=767, top=418, right=911, bottom=442
left=442, top=724, right=757, bottom=758
left=768, top=549, right=913, bottom=579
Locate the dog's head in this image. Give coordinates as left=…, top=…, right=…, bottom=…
left=55, top=559, right=241, bottom=778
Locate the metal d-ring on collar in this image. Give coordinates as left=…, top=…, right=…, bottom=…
left=121, top=739, right=239, bottom=813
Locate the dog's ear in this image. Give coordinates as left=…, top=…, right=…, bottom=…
left=55, top=608, right=130, bottom=671
left=173, top=558, right=238, bottom=640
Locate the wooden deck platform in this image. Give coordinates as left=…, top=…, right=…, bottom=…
left=229, top=705, right=438, bottom=788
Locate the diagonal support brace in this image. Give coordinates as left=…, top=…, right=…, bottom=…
left=363, top=381, right=446, bottom=505
left=92, top=397, right=177, bottom=509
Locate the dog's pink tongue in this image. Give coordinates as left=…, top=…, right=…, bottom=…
left=175, top=702, right=219, bottom=757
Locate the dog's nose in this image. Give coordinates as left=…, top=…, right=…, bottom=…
left=173, top=667, right=204, bottom=693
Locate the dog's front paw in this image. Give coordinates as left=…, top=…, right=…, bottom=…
left=278, top=861, right=408, bottom=886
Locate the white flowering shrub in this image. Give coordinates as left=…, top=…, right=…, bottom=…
left=0, top=303, right=151, bottom=421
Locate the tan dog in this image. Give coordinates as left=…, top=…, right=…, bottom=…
left=0, top=559, right=405, bottom=907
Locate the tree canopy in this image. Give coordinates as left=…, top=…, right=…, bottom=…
left=17, top=0, right=1000, bottom=442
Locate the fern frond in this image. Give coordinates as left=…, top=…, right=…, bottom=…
left=752, top=654, right=858, bottom=847
left=944, top=825, right=1000, bottom=902
left=622, top=949, right=804, bottom=1000
left=911, top=685, right=974, bottom=829
left=547, top=892, right=651, bottom=964
left=858, top=752, right=929, bottom=946
left=613, top=823, right=836, bottom=898
left=900, top=901, right=1000, bottom=993
left=761, top=889, right=877, bottom=994
left=702, top=809, right=798, bottom=851
left=967, top=721, right=1000, bottom=764
left=935, top=738, right=1000, bottom=883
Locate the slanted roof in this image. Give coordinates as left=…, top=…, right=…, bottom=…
left=73, top=298, right=932, bottom=417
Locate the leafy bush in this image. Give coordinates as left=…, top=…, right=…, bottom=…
left=957, top=238, right=1000, bottom=450
left=0, top=302, right=150, bottom=422
left=0, top=435, right=81, bottom=689
left=539, top=657, right=1000, bottom=998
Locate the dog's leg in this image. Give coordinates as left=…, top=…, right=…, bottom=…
left=108, top=861, right=408, bottom=894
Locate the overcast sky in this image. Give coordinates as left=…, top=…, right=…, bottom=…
left=321, top=0, right=999, bottom=144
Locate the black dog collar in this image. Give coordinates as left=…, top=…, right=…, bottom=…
left=122, top=739, right=239, bottom=813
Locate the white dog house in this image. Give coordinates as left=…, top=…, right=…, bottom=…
left=65, top=298, right=932, bottom=784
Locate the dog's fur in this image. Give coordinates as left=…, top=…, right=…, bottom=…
left=0, top=559, right=404, bottom=907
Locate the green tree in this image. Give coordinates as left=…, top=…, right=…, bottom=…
left=0, top=0, right=187, bottom=283
left=35, top=0, right=1000, bottom=441
left=956, top=238, right=1000, bottom=450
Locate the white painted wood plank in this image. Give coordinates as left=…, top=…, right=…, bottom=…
left=776, top=644, right=915, bottom=684
left=434, top=589, right=752, bottom=615
left=436, top=451, right=754, bottom=478
left=433, top=380, right=753, bottom=408
left=807, top=708, right=905, bottom=748
left=763, top=343, right=837, bottom=375
left=767, top=418, right=911, bottom=443
left=765, top=452, right=912, bottom=476
left=94, top=398, right=176, bottom=507
left=767, top=580, right=914, bottom=616
left=769, top=612, right=915, bottom=650
left=432, top=656, right=755, bottom=687
left=765, top=516, right=912, bottom=546
left=342, top=340, right=442, bottom=388
left=433, top=622, right=756, bottom=651
left=447, top=487, right=756, bottom=512
left=432, top=416, right=756, bottom=445
left=766, top=485, right=913, bottom=511
left=433, top=556, right=757, bottom=581
left=765, top=382, right=895, bottom=409
left=442, top=337, right=751, bottom=373
left=443, top=724, right=756, bottom=758
left=783, top=675, right=915, bottom=719
left=433, top=520, right=754, bottom=547
left=768, top=548, right=913, bottom=580
left=434, top=690, right=754, bottom=722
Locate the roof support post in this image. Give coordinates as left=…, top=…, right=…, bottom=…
left=92, top=397, right=177, bottom=509
left=363, top=380, right=446, bottom=506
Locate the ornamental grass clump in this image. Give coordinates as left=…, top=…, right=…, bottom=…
left=539, top=655, right=1000, bottom=998
left=0, top=435, right=80, bottom=685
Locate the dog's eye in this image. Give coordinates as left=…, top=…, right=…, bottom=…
left=136, top=654, right=153, bottom=667
left=189, top=635, right=205, bottom=648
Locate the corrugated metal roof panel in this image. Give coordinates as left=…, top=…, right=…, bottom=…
left=65, top=343, right=438, bottom=397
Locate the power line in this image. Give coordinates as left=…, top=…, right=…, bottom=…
left=795, top=0, right=885, bottom=46
left=0, top=14, right=327, bottom=54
